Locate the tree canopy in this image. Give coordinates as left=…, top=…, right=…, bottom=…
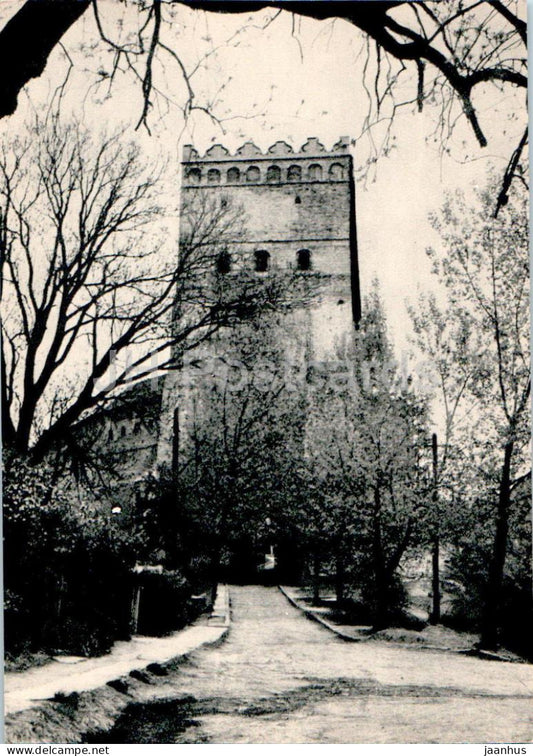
left=0, top=1, right=527, bottom=210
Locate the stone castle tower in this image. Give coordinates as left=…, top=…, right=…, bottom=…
left=180, top=136, right=361, bottom=351
left=152, top=137, right=362, bottom=469
left=86, top=137, right=361, bottom=505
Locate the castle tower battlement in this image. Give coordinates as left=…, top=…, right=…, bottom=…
left=182, top=137, right=352, bottom=188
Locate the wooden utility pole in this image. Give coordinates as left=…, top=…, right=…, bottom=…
left=429, top=432, right=441, bottom=624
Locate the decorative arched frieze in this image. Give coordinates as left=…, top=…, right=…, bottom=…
left=287, top=165, right=302, bottom=182
left=207, top=168, right=221, bottom=184
left=246, top=165, right=261, bottom=182
left=329, top=163, right=344, bottom=180
left=267, top=165, right=281, bottom=182
left=227, top=167, right=241, bottom=183
left=186, top=167, right=201, bottom=184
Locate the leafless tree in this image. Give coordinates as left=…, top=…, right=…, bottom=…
left=0, top=1, right=527, bottom=211
left=0, top=116, right=288, bottom=461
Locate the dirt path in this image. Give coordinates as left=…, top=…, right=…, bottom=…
left=89, top=585, right=533, bottom=744
left=4, top=586, right=229, bottom=716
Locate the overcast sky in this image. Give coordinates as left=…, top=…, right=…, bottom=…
left=0, top=1, right=527, bottom=358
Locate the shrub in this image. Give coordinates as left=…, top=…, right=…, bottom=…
left=3, top=452, right=137, bottom=657
left=135, top=569, right=195, bottom=635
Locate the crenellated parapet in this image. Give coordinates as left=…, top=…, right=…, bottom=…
left=182, top=137, right=352, bottom=187
left=183, top=137, right=349, bottom=162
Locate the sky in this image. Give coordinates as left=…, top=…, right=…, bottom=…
left=0, top=0, right=527, bottom=361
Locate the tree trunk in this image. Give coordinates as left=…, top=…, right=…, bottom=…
left=1, top=337, right=16, bottom=448
left=373, top=583, right=389, bottom=629
left=335, top=550, right=345, bottom=606
left=429, top=533, right=441, bottom=624
left=429, top=433, right=441, bottom=624
left=172, top=406, right=180, bottom=487
left=208, top=545, right=221, bottom=606
left=480, top=439, right=514, bottom=650
left=312, top=550, right=321, bottom=604
left=15, top=398, right=36, bottom=454
left=372, top=484, right=389, bottom=628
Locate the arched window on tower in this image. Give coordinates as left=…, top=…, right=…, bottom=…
left=254, top=250, right=270, bottom=273
left=287, top=165, right=301, bottom=182
left=267, top=165, right=281, bottom=183
left=207, top=168, right=221, bottom=184
left=308, top=163, right=323, bottom=180
left=186, top=168, right=201, bottom=184
left=227, top=167, right=240, bottom=183
left=216, top=250, right=231, bottom=274
left=329, top=163, right=344, bottom=180
left=297, top=249, right=311, bottom=271
left=246, top=165, right=260, bottom=183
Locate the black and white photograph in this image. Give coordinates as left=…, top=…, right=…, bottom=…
left=1, top=0, right=532, bottom=745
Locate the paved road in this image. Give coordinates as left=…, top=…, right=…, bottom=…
left=94, top=585, right=533, bottom=744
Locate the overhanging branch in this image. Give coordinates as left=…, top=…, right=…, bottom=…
left=0, top=0, right=90, bottom=118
